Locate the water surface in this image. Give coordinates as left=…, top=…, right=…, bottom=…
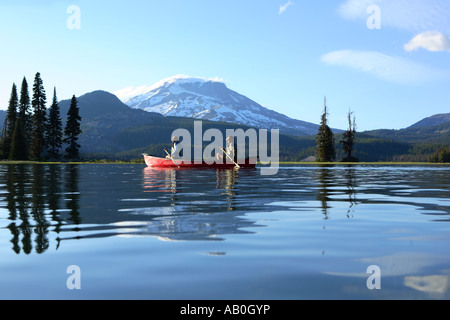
left=0, top=164, right=449, bottom=300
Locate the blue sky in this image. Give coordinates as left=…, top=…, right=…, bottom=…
left=0, top=0, right=449, bottom=131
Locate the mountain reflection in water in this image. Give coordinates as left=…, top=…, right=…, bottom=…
left=1, top=163, right=450, bottom=300
left=123, top=167, right=261, bottom=241
left=0, top=164, right=272, bottom=253
left=0, top=164, right=448, bottom=256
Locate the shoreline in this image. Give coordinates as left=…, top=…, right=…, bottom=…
left=277, top=162, right=450, bottom=166
left=0, top=160, right=449, bottom=166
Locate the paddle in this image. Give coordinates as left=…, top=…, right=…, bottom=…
left=164, top=149, right=180, bottom=168
left=220, top=147, right=240, bottom=168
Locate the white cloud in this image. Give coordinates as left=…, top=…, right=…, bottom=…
left=338, top=0, right=450, bottom=33
left=404, top=31, right=450, bottom=52
left=321, top=50, right=447, bottom=84
left=279, top=1, right=294, bottom=15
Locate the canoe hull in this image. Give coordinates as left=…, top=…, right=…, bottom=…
left=143, top=154, right=257, bottom=169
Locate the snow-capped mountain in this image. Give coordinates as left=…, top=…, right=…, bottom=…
left=118, top=75, right=320, bottom=136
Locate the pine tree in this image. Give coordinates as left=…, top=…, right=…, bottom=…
left=0, top=120, right=6, bottom=159
left=439, top=148, right=450, bottom=163
left=432, top=147, right=450, bottom=163
left=9, top=117, right=28, bottom=161
left=19, top=77, right=32, bottom=155
left=1, top=83, right=19, bottom=159
left=316, top=97, right=335, bottom=162
left=340, top=110, right=358, bottom=162
left=64, top=95, right=82, bottom=160
left=30, top=72, right=47, bottom=160
left=46, top=88, right=63, bottom=159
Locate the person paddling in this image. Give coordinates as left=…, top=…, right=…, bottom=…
left=217, top=136, right=239, bottom=167
left=225, top=135, right=237, bottom=162
left=166, top=136, right=180, bottom=159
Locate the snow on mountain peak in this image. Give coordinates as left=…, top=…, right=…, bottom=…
left=117, top=75, right=321, bottom=136
left=114, top=75, right=224, bottom=103
left=155, top=74, right=224, bottom=87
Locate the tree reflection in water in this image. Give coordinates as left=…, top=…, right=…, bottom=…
left=1, top=164, right=364, bottom=254
left=344, top=166, right=357, bottom=219
left=1, top=165, right=260, bottom=254
left=31, top=165, right=50, bottom=254
left=317, top=167, right=332, bottom=220
left=316, top=165, right=358, bottom=220
left=65, top=164, right=81, bottom=226
left=1, top=164, right=80, bottom=255
left=316, top=165, right=359, bottom=256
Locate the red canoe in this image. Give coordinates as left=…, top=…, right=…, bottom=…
left=143, top=154, right=257, bottom=169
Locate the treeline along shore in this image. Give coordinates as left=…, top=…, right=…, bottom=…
left=0, top=73, right=82, bottom=162
left=1, top=76, right=448, bottom=164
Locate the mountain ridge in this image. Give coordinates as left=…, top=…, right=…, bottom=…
left=408, top=113, right=450, bottom=129
left=0, top=88, right=448, bottom=162
left=59, top=90, right=450, bottom=162
left=119, top=75, right=326, bottom=136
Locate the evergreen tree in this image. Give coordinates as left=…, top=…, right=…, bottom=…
left=340, top=110, right=358, bottom=162
left=46, top=88, right=63, bottom=159
left=9, top=117, right=28, bottom=161
left=431, top=147, right=450, bottom=163
left=439, top=148, right=450, bottom=163
left=64, top=95, right=82, bottom=160
left=19, top=77, right=32, bottom=154
left=1, top=83, right=19, bottom=159
left=30, top=72, right=47, bottom=160
left=0, top=120, right=6, bottom=159
left=316, top=97, right=335, bottom=162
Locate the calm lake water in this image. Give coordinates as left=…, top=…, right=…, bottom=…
left=0, top=163, right=449, bottom=300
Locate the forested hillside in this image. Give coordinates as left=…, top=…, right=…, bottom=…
left=2, top=90, right=448, bottom=162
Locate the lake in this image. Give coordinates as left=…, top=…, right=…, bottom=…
left=0, top=163, right=449, bottom=300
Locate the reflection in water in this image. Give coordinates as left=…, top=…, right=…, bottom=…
left=344, top=167, right=357, bottom=218
left=216, top=169, right=238, bottom=211
left=138, top=167, right=256, bottom=242
left=317, top=167, right=332, bottom=220
left=0, top=164, right=80, bottom=254
left=144, top=167, right=177, bottom=194
left=31, top=165, right=50, bottom=254
left=1, top=164, right=449, bottom=258
left=66, top=165, right=81, bottom=225
left=6, top=165, right=32, bottom=254
left=1, top=164, right=449, bottom=300
left=316, top=166, right=358, bottom=255
left=316, top=166, right=358, bottom=220
left=48, top=165, right=63, bottom=235
left=404, top=275, right=450, bottom=296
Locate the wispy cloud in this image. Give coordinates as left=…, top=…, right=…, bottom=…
left=404, top=31, right=450, bottom=52
left=338, top=0, right=450, bottom=33
left=279, top=1, right=294, bottom=15
left=321, top=50, right=447, bottom=85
